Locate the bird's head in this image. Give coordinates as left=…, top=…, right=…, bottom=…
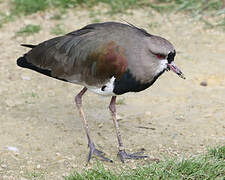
left=146, top=35, right=185, bottom=79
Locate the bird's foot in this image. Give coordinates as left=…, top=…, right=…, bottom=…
left=88, top=142, right=113, bottom=163
left=117, top=149, right=148, bottom=163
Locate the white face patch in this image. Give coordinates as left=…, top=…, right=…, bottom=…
left=155, top=59, right=168, bottom=76
left=87, top=77, right=116, bottom=96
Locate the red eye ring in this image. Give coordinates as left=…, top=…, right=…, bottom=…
left=156, top=54, right=166, bottom=59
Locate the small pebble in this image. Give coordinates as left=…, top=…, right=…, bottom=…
left=56, top=152, right=61, bottom=156
left=200, top=80, right=207, bottom=86
left=204, top=114, right=212, bottom=118
left=1, top=164, right=7, bottom=168
left=21, top=76, right=31, bottom=81
left=145, top=111, right=152, bottom=116
left=7, top=146, right=19, bottom=152
left=176, top=115, right=185, bottom=121
left=98, top=123, right=103, bottom=128
left=37, top=164, right=41, bottom=169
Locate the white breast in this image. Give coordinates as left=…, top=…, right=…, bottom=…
left=87, top=77, right=116, bottom=96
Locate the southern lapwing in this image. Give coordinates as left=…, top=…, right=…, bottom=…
left=17, top=22, right=185, bottom=163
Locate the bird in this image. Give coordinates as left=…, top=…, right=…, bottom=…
left=17, top=22, right=185, bottom=163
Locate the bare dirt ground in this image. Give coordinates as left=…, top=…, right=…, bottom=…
left=0, top=4, right=225, bottom=180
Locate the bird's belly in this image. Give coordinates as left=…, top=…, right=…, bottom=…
left=87, top=87, right=115, bottom=96
left=66, top=74, right=116, bottom=96
left=87, top=77, right=116, bottom=96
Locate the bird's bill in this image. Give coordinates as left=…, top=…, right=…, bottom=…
left=167, top=61, right=185, bottom=79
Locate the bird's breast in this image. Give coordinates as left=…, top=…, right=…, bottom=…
left=113, top=69, right=166, bottom=95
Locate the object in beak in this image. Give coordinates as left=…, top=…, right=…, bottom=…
left=167, top=61, right=186, bottom=79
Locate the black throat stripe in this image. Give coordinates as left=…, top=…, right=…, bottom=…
left=113, top=69, right=165, bottom=95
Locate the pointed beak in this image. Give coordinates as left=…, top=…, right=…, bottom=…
left=167, top=61, right=185, bottom=79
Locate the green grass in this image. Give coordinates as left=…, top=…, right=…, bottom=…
left=24, top=170, right=45, bottom=179
left=10, top=0, right=225, bottom=15
left=51, top=24, right=66, bottom=35
left=16, top=24, right=41, bottom=35
left=51, top=13, right=63, bottom=20
left=208, top=145, right=225, bottom=159
left=0, top=12, right=14, bottom=28
left=11, top=0, right=48, bottom=15
left=6, top=0, right=224, bottom=30
left=66, top=146, right=225, bottom=180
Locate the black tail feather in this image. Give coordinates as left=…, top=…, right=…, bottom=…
left=17, top=56, right=67, bottom=82
left=17, top=56, right=52, bottom=76
left=21, top=44, right=36, bottom=48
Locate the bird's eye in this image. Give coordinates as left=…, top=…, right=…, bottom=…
left=156, top=54, right=166, bottom=59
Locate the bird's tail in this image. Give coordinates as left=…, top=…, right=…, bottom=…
left=17, top=56, right=52, bottom=77
left=18, top=43, right=67, bottom=81
left=21, top=44, right=36, bottom=48
left=17, top=56, right=31, bottom=68
left=17, top=56, right=67, bottom=82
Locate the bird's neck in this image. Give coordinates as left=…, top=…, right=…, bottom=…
left=113, top=69, right=165, bottom=95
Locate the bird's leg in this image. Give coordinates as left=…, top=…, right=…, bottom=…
left=75, top=87, right=112, bottom=163
left=109, top=96, right=148, bottom=163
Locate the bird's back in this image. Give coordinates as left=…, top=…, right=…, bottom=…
left=20, top=22, right=145, bottom=87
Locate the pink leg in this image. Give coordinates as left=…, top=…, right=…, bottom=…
left=109, top=96, right=148, bottom=163
left=75, top=87, right=112, bottom=163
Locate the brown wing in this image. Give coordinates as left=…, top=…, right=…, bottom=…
left=25, top=24, right=128, bottom=86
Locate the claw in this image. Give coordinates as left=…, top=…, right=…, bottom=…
left=118, top=150, right=148, bottom=163
left=87, top=142, right=113, bottom=163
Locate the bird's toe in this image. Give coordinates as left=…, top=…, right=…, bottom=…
left=117, top=150, right=148, bottom=163
left=87, top=143, right=113, bottom=163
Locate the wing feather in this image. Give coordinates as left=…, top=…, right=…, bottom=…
left=25, top=23, right=129, bottom=86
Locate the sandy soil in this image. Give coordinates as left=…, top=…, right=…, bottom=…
left=0, top=4, right=225, bottom=180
